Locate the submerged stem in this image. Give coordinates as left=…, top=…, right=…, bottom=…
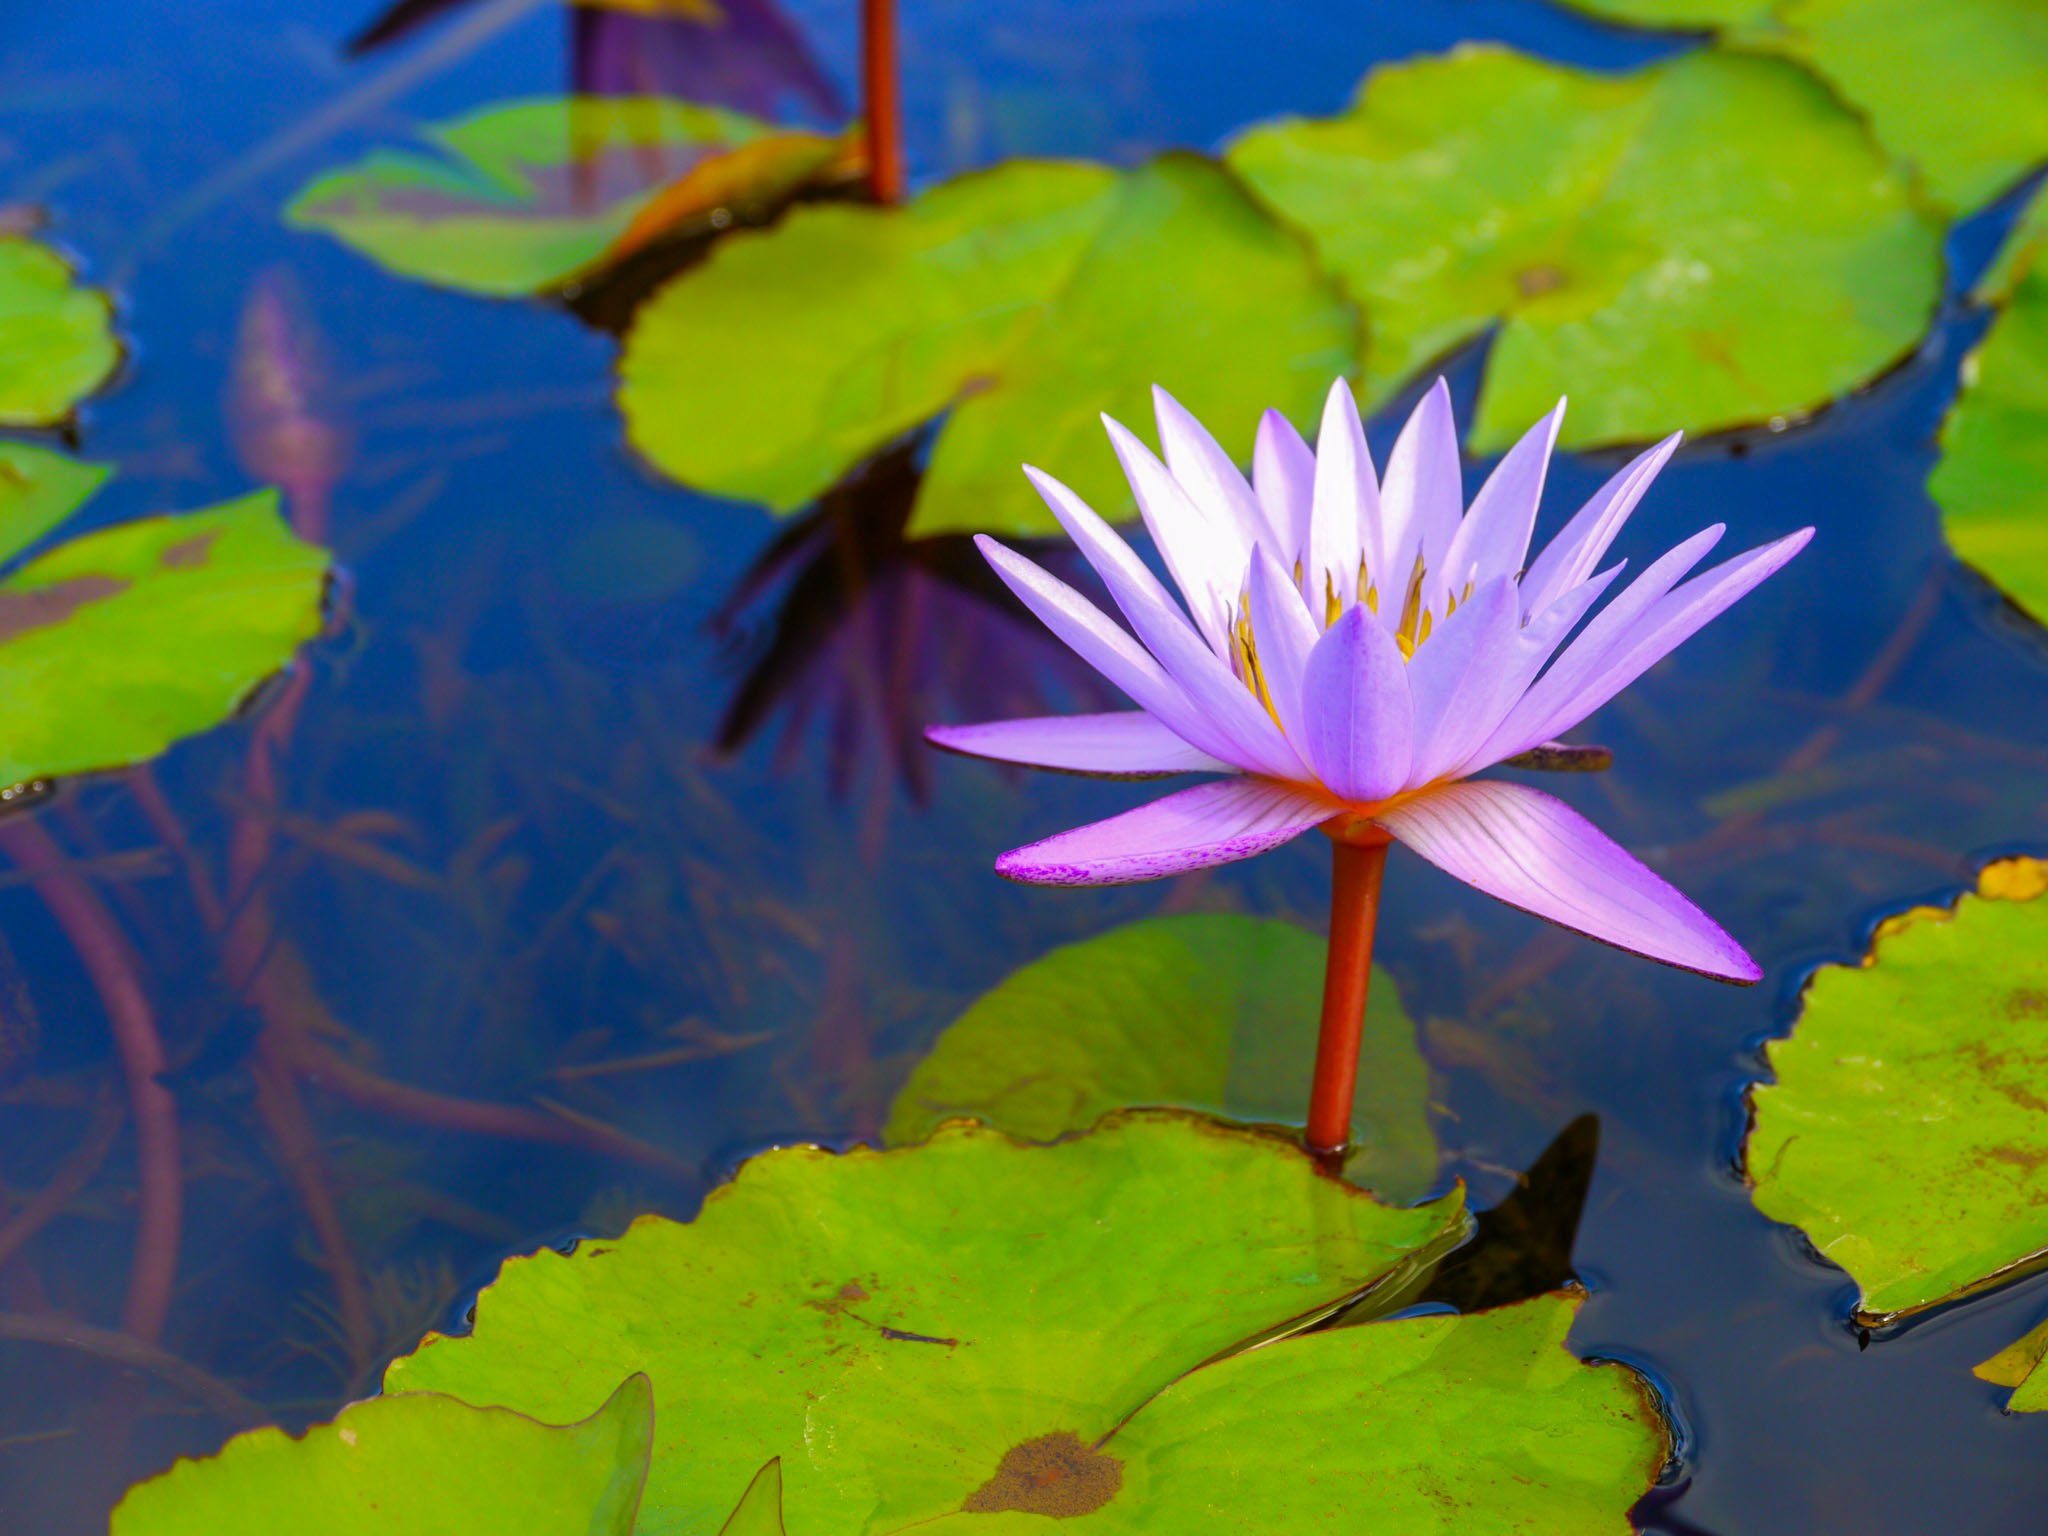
left=0, top=817, right=181, bottom=1342
left=860, top=0, right=904, bottom=204
left=1305, top=829, right=1391, bottom=1163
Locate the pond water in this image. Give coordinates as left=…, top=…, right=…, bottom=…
left=5, top=0, right=2048, bottom=1530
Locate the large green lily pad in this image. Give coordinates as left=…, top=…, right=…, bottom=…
left=1226, top=45, right=1941, bottom=453
left=618, top=152, right=1357, bottom=538
left=1747, top=856, right=2048, bottom=1323
left=1556, top=0, right=2048, bottom=214
left=110, top=1374, right=654, bottom=1534
left=0, top=444, right=330, bottom=785
left=1740, top=0, right=2048, bottom=214
left=388, top=1113, right=1665, bottom=1532
left=0, top=233, right=119, bottom=425
left=1931, top=183, right=2048, bottom=626
left=286, top=96, right=843, bottom=296
left=884, top=915, right=1437, bottom=1203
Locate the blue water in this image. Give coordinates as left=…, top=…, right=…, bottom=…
left=4, top=1, right=2048, bottom=1530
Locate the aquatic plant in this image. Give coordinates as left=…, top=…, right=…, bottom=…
left=116, top=1114, right=1668, bottom=1534
left=931, top=379, right=1809, bottom=1151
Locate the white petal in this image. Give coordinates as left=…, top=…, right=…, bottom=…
left=1102, top=414, right=1244, bottom=654
left=1307, top=378, right=1377, bottom=625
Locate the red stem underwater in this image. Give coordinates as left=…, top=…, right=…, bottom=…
left=1305, top=829, right=1391, bottom=1163
left=0, top=818, right=180, bottom=1342
left=861, top=0, right=905, bottom=204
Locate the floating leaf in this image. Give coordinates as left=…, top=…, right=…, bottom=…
left=1638, top=3, right=2048, bottom=213
left=618, top=152, right=1357, bottom=538
left=1226, top=46, right=1941, bottom=452
left=1931, top=184, right=2048, bottom=625
left=884, top=915, right=1437, bottom=1202
left=111, top=1374, right=654, bottom=1534
left=286, top=97, right=845, bottom=296
left=1747, top=856, right=2048, bottom=1323
left=1976, top=1313, right=2048, bottom=1411
left=1558, top=0, right=2048, bottom=213
left=0, top=233, right=119, bottom=425
left=388, top=1113, right=1663, bottom=1531
left=0, top=444, right=329, bottom=785
left=1739, top=0, right=2048, bottom=214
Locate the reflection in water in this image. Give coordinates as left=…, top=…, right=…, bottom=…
left=348, top=0, right=841, bottom=123
left=1417, top=1113, right=1599, bottom=1315
left=710, top=438, right=1114, bottom=816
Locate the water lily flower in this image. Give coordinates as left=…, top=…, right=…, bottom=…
left=928, top=378, right=1810, bottom=1153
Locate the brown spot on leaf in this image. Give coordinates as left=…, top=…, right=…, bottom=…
left=962, top=1432, right=1122, bottom=1518
left=1514, top=263, right=1567, bottom=298
left=1986, top=1145, right=2048, bottom=1171
left=0, top=576, right=128, bottom=644
left=158, top=530, right=221, bottom=570
left=2008, top=988, right=2048, bottom=1020
left=1997, top=1081, right=2048, bottom=1114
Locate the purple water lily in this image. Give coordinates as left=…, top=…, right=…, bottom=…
left=928, top=378, right=1810, bottom=1155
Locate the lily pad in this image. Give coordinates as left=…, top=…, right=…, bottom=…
left=286, top=96, right=845, bottom=296
left=617, top=152, right=1357, bottom=538
left=0, top=233, right=119, bottom=425
left=1556, top=0, right=2039, bottom=215
left=110, top=1374, right=654, bottom=1534
left=1747, top=856, right=2048, bottom=1323
left=1560, top=0, right=2048, bottom=213
left=883, top=914, right=1437, bottom=1202
left=1741, top=0, right=2048, bottom=214
left=1226, top=45, right=1941, bottom=452
left=1931, top=184, right=2048, bottom=626
left=388, top=1113, right=1665, bottom=1532
left=0, top=444, right=330, bottom=785
left=1976, top=1314, right=2048, bottom=1411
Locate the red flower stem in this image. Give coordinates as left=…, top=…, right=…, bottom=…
left=0, top=817, right=180, bottom=1342
left=1305, top=828, right=1391, bottom=1162
left=861, top=0, right=905, bottom=204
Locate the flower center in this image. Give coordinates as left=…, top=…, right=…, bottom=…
left=1233, top=555, right=1476, bottom=723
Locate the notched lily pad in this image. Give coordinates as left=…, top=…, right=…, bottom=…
left=286, top=96, right=850, bottom=296
left=618, top=152, right=1357, bottom=538
left=1932, top=182, right=2048, bottom=627
left=1975, top=1314, right=2048, bottom=1412
left=1566, top=0, right=2048, bottom=213
left=884, top=914, right=1438, bottom=1202
left=1747, top=856, right=2048, bottom=1323
left=110, top=1373, right=654, bottom=1534
left=1226, top=45, right=1942, bottom=452
left=0, top=232, right=120, bottom=425
left=387, top=1113, right=1664, bottom=1532
left=0, top=444, right=330, bottom=785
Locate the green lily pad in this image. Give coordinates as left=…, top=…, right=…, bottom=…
left=388, top=1113, right=1664, bottom=1531
left=0, top=444, right=330, bottom=785
left=110, top=1373, right=654, bottom=1534
left=884, top=915, right=1437, bottom=1203
left=1747, top=856, right=2048, bottom=1323
left=1557, top=0, right=2048, bottom=214
left=617, top=152, right=1357, bottom=538
left=286, top=96, right=841, bottom=296
left=1931, top=184, right=2048, bottom=626
left=1226, top=45, right=1941, bottom=453
left=0, top=233, right=119, bottom=425
left=1976, top=1314, right=2048, bottom=1411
